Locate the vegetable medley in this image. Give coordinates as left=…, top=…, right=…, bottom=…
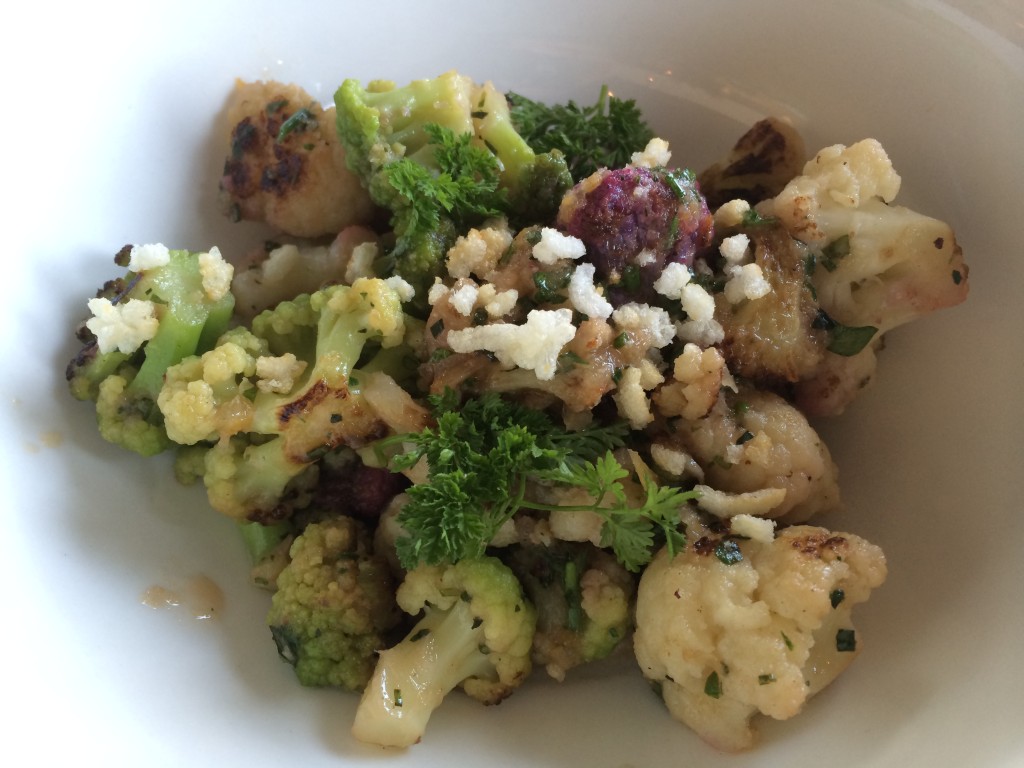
left=66, top=70, right=969, bottom=751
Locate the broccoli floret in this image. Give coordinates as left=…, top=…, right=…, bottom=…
left=157, top=277, right=414, bottom=522
left=267, top=515, right=401, bottom=690
left=351, top=555, right=537, bottom=748
left=66, top=244, right=235, bottom=456
left=334, top=72, right=572, bottom=296
left=503, top=541, right=636, bottom=681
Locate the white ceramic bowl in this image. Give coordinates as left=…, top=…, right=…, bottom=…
left=4, top=2, right=1022, bottom=766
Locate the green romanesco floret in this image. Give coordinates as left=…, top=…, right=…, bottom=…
left=157, top=277, right=415, bottom=522
left=502, top=541, right=636, bottom=681
left=66, top=244, right=235, bottom=456
left=334, top=71, right=572, bottom=297
left=267, top=515, right=402, bottom=690
left=351, top=555, right=537, bottom=748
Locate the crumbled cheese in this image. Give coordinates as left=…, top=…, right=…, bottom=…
left=345, top=241, right=377, bottom=284
left=637, top=358, right=665, bottom=390
left=199, top=247, right=234, bottom=301
left=446, top=308, right=576, bottom=381
left=85, top=297, right=160, bottom=354
left=385, top=275, right=416, bottom=303
left=255, top=353, right=308, bottom=394
left=446, top=223, right=513, bottom=279
left=612, top=302, right=675, bottom=348
left=675, top=283, right=725, bottom=346
left=724, top=263, right=772, bottom=304
left=449, top=282, right=480, bottom=316
left=713, top=199, right=751, bottom=228
left=127, top=243, right=171, bottom=272
left=650, top=443, right=703, bottom=481
left=630, top=137, right=672, bottom=169
left=427, top=278, right=449, bottom=306
left=477, top=283, right=518, bottom=317
left=719, top=233, right=751, bottom=265
left=636, top=249, right=657, bottom=266
left=532, top=228, right=586, bottom=265
left=568, top=263, right=613, bottom=319
left=652, top=262, right=692, bottom=300
left=730, top=514, right=777, bottom=544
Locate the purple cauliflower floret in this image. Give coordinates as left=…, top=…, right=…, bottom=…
left=556, top=166, right=713, bottom=302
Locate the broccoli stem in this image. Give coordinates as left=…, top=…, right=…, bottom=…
left=352, top=599, right=493, bottom=748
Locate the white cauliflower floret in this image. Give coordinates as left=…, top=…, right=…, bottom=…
left=85, top=297, right=159, bottom=354
left=198, top=246, right=234, bottom=301
left=158, top=341, right=257, bottom=444
left=673, top=387, right=839, bottom=523
left=634, top=509, right=886, bottom=751
left=532, top=227, right=587, bottom=265
left=231, top=227, right=379, bottom=319
left=446, top=308, right=576, bottom=381
left=761, top=139, right=969, bottom=415
left=255, top=353, right=307, bottom=394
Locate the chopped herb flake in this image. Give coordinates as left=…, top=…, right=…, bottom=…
left=836, top=628, right=857, bottom=652
left=714, top=539, right=743, bottom=565
left=704, top=671, right=723, bottom=698
left=829, top=589, right=846, bottom=608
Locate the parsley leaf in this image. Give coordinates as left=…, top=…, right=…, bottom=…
left=383, top=392, right=695, bottom=571
left=381, top=123, right=506, bottom=249
left=507, top=85, right=654, bottom=179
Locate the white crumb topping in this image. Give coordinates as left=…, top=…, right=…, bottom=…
left=345, top=241, right=378, bottom=284
left=199, top=246, right=234, bottom=301
left=630, top=137, right=672, bottom=168
left=568, top=263, right=613, bottom=319
left=676, top=283, right=725, bottom=346
left=713, top=199, right=751, bottom=228
left=724, top=263, right=772, bottom=304
left=446, top=223, right=514, bottom=279
left=85, top=297, right=159, bottom=354
left=636, top=249, right=657, bottom=266
left=719, top=233, right=751, bottom=265
left=612, top=302, right=676, bottom=348
left=477, top=283, right=519, bottom=318
left=532, top=228, right=587, bottom=265
left=613, top=366, right=655, bottom=429
left=653, top=262, right=692, bottom=300
left=449, top=282, right=480, bottom=316
left=255, top=353, right=308, bottom=394
left=730, top=514, right=777, bottom=544
left=427, top=278, right=449, bottom=306
left=650, top=443, right=703, bottom=481
left=446, top=308, right=577, bottom=381
left=127, top=243, right=171, bottom=272
left=385, top=275, right=416, bottom=303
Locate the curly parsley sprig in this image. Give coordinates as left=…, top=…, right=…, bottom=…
left=381, top=392, right=697, bottom=572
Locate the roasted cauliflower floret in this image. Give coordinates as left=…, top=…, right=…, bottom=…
left=760, top=138, right=969, bottom=415
left=634, top=509, right=886, bottom=751
left=667, top=385, right=839, bottom=523
left=219, top=79, right=376, bottom=238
